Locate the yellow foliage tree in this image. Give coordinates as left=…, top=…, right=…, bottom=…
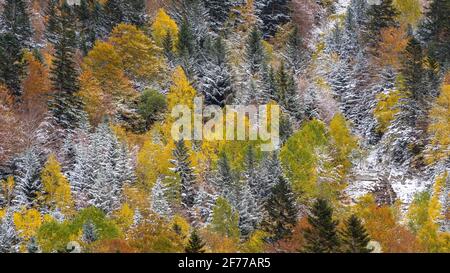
left=167, top=66, right=198, bottom=111
left=14, top=209, right=42, bottom=248
left=113, top=203, right=135, bottom=234
left=40, top=154, right=74, bottom=215
left=22, top=51, right=51, bottom=113
left=393, top=0, right=422, bottom=26
left=376, top=27, right=408, bottom=69
left=0, top=176, right=15, bottom=208
left=374, top=90, right=404, bottom=133
left=78, top=69, right=110, bottom=126
left=426, top=79, right=450, bottom=163
left=151, top=8, right=179, bottom=50
left=329, top=114, right=358, bottom=176
left=109, top=23, right=165, bottom=82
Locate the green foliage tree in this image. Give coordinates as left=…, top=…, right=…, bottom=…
left=138, top=89, right=167, bottom=130
left=210, top=197, right=240, bottom=239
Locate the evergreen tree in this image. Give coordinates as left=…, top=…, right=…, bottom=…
left=419, top=0, right=450, bottom=65
left=213, top=152, right=237, bottom=207
left=185, top=229, right=206, bottom=253
left=284, top=26, right=305, bottom=72
left=0, top=210, right=20, bottom=253
left=204, top=0, right=233, bottom=31
left=237, top=181, right=260, bottom=238
left=177, top=17, right=194, bottom=58
left=171, top=140, right=196, bottom=209
left=48, top=2, right=84, bottom=130
left=0, top=33, right=24, bottom=97
left=210, top=197, right=240, bottom=238
left=12, top=148, right=42, bottom=209
left=276, top=63, right=300, bottom=118
left=104, top=0, right=146, bottom=32
left=197, top=36, right=233, bottom=106
left=254, top=0, right=291, bottom=38
left=82, top=220, right=98, bottom=244
left=341, top=214, right=372, bottom=253
left=263, top=175, right=298, bottom=242
left=303, top=199, right=341, bottom=253
left=402, top=36, right=426, bottom=104
left=245, top=27, right=265, bottom=75
left=0, top=0, right=33, bottom=47
left=27, top=237, right=40, bottom=253
left=150, top=178, right=172, bottom=218
left=366, top=0, right=399, bottom=45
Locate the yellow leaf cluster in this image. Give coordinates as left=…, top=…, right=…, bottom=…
left=151, top=8, right=179, bottom=50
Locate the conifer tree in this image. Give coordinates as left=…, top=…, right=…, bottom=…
left=185, top=229, right=206, bottom=253
left=263, top=175, right=298, bottom=242
left=210, top=197, right=240, bottom=238
left=284, top=26, right=305, bottom=72
left=150, top=178, right=172, bottom=218
left=48, top=2, right=84, bottom=130
left=171, top=140, right=196, bottom=209
left=12, top=148, right=43, bottom=209
left=27, top=237, right=40, bottom=253
left=237, top=182, right=260, bottom=238
left=0, top=0, right=33, bottom=47
left=82, top=220, right=98, bottom=244
left=366, top=0, right=399, bottom=45
left=0, top=210, right=20, bottom=253
left=245, top=27, right=265, bottom=75
left=254, top=0, right=291, bottom=38
left=303, top=199, right=341, bottom=253
left=213, top=152, right=237, bottom=207
left=177, top=17, right=194, bottom=58
left=341, top=214, right=372, bottom=253
left=0, top=33, right=24, bottom=97
left=419, top=0, right=450, bottom=65
left=203, top=0, right=233, bottom=32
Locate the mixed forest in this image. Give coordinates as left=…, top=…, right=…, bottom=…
left=0, top=0, right=449, bottom=253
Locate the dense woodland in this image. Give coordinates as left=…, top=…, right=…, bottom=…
left=0, top=0, right=449, bottom=253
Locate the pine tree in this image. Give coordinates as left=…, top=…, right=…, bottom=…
left=366, top=0, right=399, bottom=45
left=284, top=26, right=305, bottom=72
left=237, top=182, right=260, bottom=238
left=276, top=63, right=299, bottom=117
left=12, top=148, right=42, bottom=209
left=203, top=0, right=233, bottom=32
left=263, top=175, right=298, bottom=242
left=0, top=0, right=33, bottom=47
left=104, top=0, right=146, bottom=31
left=27, top=237, right=40, bottom=253
left=0, top=33, right=25, bottom=97
left=245, top=27, right=265, bottom=75
left=150, top=178, right=172, bottom=218
left=0, top=210, right=20, bottom=253
left=48, top=2, right=84, bottom=130
left=303, top=199, right=341, bottom=253
left=197, top=36, right=233, bottom=107
left=254, top=0, right=291, bottom=38
left=213, top=152, right=237, bottom=207
left=185, top=229, right=206, bottom=253
left=82, top=220, right=98, bottom=244
left=171, top=140, right=196, bottom=209
left=177, top=17, right=194, bottom=58
left=419, top=0, right=450, bottom=65
left=341, top=215, right=372, bottom=253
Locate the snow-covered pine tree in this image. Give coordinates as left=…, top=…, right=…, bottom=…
left=257, top=151, right=282, bottom=204
left=171, top=140, right=196, bottom=209
left=237, top=181, right=260, bottom=238
left=212, top=152, right=238, bottom=207
left=254, top=0, right=291, bottom=38
left=196, top=36, right=233, bottom=106
left=284, top=26, right=305, bottom=73
left=0, top=0, right=33, bottom=48
left=82, top=220, right=98, bottom=244
left=419, top=0, right=450, bottom=66
left=0, top=210, right=20, bottom=253
left=245, top=26, right=265, bottom=75
left=104, top=0, right=146, bottom=32
left=203, top=0, right=233, bottom=32
left=150, top=178, right=172, bottom=218
left=12, top=148, right=43, bottom=209
left=48, top=2, right=84, bottom=130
